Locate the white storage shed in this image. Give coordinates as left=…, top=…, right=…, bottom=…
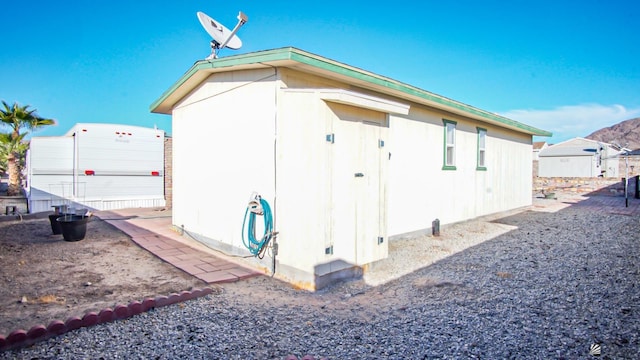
left=538, top=138, right=621, bottom=178
left=151, top=47, right=551, bottom=290
left=27, top=123, right=166, bottom=213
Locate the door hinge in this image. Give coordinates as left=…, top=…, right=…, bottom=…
left=378, top=139, right=385, bottom=148
left=326, top=133, right=335, bottom=143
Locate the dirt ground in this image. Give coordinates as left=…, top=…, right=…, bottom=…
left=0, top=214, right=207, bottom=336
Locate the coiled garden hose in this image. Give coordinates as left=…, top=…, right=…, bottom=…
left=242, top=197, right=274, bottom=258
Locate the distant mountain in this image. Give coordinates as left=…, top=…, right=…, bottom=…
left=585, top=117, right=640, bottom=150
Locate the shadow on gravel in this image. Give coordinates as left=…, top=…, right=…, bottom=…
left=377, top=194, right=640, bottom=358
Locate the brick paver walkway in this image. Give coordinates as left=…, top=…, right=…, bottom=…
left=95, top=208, right=262, bottom=284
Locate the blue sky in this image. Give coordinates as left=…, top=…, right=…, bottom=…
left=2, top=1, right=639, bottom=145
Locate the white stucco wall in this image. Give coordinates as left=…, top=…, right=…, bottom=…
left=387, top=105, right=532, bottom=237
left=171, top=68, right=277, bottom=253
left=275, top=89, right=332, bottom=280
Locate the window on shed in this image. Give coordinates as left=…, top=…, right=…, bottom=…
left=477, top=127, right=487, bottom=170
left=442, top=119, right=457, bottom=170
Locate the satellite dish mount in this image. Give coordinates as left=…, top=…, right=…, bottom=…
left=197, top=11, right=248, bottom=60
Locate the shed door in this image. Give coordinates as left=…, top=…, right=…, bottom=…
left=330, top=105, right=388, bottom=266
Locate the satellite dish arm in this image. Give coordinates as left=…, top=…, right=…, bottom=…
left=217, top=11, right=248, bottom=53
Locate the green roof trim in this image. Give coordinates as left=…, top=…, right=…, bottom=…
left=149, top=49, right=293, bottom=112
left=150, top=47, right=552, bottom=137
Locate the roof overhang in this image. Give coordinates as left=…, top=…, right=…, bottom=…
left=316, top=89, right=410, bottom=115
left=150, top=47, right=551, bottom=137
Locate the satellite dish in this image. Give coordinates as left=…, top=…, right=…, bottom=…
left=197, top=11, right=248, bottom=60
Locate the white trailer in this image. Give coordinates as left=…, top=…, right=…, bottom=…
left=26, top=123, right=166, bottom=213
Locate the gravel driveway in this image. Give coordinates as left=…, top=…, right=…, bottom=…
left=2, top=194, right=639, bottom=359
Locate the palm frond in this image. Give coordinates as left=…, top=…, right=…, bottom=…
left=0, top=100, right=56, bottom=135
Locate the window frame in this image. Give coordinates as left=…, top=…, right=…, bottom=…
left=477, top=127, right=487, bottom=171
left=442, top=119, right=457, bottom=170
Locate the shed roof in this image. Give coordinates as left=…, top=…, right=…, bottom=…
left=63, top=123, right=164, bottom=137
left=150, top=47, right=551, bottom=137
left=538, top=137, right=611, bottom=157
left=548, top=137, right=605, bottom=148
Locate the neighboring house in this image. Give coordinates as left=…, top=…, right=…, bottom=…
left=532, top=141, right=548, bottom=161
left=150, top=47, right=551, bottom=290
left=538, top=137, right=622, bottom=178
left=26, top=123, right=166, bottom=213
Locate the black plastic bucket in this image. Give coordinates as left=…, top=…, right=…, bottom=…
left=56, top=215, right=89, bottom=242
left=49, top=214, right=64, bottom=235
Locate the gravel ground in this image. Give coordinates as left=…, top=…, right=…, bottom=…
left=2, top=195, right=639, bottom=359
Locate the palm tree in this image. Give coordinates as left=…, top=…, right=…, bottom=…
left=0, top=101, right=55, bottom=196
left=0, top=132, right=29, bottom=195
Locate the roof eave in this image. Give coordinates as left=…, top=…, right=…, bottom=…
left=150, top=48, right=299, bottom=114
left=150, top=47, right=552, bottom=137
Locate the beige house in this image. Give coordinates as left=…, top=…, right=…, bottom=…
left=151, top=47, right=551, bottom=290
left=533, top=141, right=548, bottom=161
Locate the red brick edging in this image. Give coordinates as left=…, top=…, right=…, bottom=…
left=0, top=288, right=213, bottom=352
